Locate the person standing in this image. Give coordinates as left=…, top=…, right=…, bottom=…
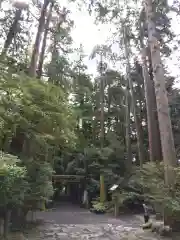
left=143, top=203, right=150, bottom=223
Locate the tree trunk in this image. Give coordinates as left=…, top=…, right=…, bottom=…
left=92, top=112, right=97, bottom=143
left=145, top=0, right=176, bottom=187
left=147, top=48, right=162, bottom=161
left=125, top=88, right=132, bottom=171
left=123, top=25, right=145, bottom=167
left=1, top=9, right=22, bottom=57
left=0, top=0, right=3, bottom=9
left=29, top=0, right=49, bottom=77
left=107, top=83, right=111, bottom=132
left=11, top=207, right=26, bottom=231
left=140, top=40, right=162, bottom=162
left=100, top=174, right=106, bottom=202
left=99, top=56, right=106, bottom=203
left=48, top=16, right=65, bottom=83
left=135, top=111, right=145, bottom=167
left=100, top=56, right=105, bottom=149
left=0, top=218, right=3, bottom=236
left=37, top=2, right=53, bottom=78
left=3, top=209, right=11, bottom=238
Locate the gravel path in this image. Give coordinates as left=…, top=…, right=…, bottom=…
left=24, top=203, right=171, bottom=240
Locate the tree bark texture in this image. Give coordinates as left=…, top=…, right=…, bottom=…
left=1, top=9, right=22, bottom=57
left=29, top=0, right=49, bottom=77
left=145, top=0, right=176, bottom=187
left=140, top=39, right=162, bottom=162
left=37, top=2, right=54, bottom=78
left=123, top=25, right=145, bottom=167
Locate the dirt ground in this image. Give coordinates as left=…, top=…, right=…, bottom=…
left=15, top=203, right=174, bottom=240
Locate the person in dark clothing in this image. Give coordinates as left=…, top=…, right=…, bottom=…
left=143, top=203, right=150, bottom=223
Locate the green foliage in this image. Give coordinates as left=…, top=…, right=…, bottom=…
left=25, top=161, right=54, bottom=203
left=112, top=162, right=180, bottom=217
left=112, top=191, right=143, bottom=207
left=0, top=64, right=77, bottom=210
left=0, top=68, right=76, bottom=155
left=0, top=151, right=54, bottom=210
left=0, top=151, right=28, bottom=206
left=91, top=200, right=108, bottom=212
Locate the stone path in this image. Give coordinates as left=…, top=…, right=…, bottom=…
left=26, top=222, right=170, bottom=240
left=24, top=204, right=171, bottom=240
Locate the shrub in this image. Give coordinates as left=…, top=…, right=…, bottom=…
left=0, top=151, right=29, bottom=237
left=0, top=151, right=28, bottom=207
left=91, top=200, right=108, bottom=213
left=113, top=162, right=180, bottom=228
